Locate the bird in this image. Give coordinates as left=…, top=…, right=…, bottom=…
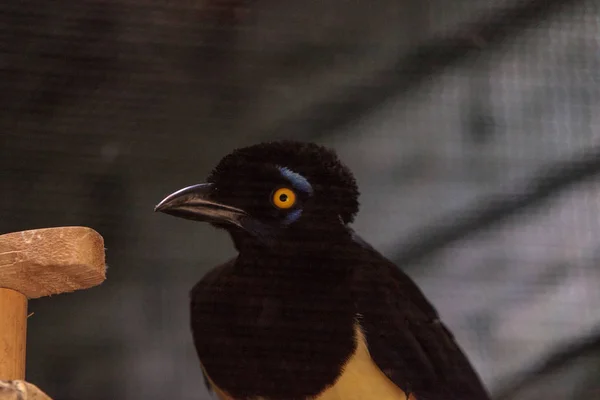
left=155, top=141, right=491, bottom=400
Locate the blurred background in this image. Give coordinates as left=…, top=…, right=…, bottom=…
left=1, top=0, right=600, bottom=399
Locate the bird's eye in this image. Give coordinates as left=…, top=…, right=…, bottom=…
left=271, top=187, right=297, bottom=209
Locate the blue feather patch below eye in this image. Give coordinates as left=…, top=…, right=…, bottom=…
left=283, top=209, right=303, bottom=225
left=277, top=166, right=313, bottom=195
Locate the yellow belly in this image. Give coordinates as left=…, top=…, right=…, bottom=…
left=205, top=324, right=413, bottom=400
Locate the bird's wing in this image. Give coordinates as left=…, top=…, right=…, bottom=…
left=351, top=236, right=490, bottom=400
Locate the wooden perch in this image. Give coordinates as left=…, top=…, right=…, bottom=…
left=0, top=226, right=106, bottom=397
left=0, top=380, right=52, bottom=400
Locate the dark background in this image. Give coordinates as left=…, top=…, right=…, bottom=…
left=1, top=0, right=600, bottom=399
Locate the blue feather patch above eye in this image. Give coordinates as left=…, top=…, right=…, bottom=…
left=277, top=166, right=313, bottom=195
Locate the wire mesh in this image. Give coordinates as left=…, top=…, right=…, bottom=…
left=1, top=0, right=599, bottom=399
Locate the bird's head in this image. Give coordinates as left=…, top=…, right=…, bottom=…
left=155, top=141, right=359, bottom=249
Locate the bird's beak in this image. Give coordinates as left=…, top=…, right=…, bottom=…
left=154, top=183, right=248, bottom=228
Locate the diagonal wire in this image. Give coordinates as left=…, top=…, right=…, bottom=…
left=261, top=0, right=587, bottom=141
left=392, top=148, right=600, bottom=267
left=494, top=328, right=600, bottom=399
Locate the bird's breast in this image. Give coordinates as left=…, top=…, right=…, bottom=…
left=314, top=325, right=413, bottom=400
left=191, top=274, right=358, bottom=400
left=205, top=324, right=412, bottom=400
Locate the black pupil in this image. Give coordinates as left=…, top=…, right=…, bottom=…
left=279, top=193, right=288, bottom=202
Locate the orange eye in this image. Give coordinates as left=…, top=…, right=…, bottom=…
left=272, top=187, right=296, bottom=209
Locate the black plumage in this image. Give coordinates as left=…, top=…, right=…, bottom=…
left=155, top=141, right=490, bottom=400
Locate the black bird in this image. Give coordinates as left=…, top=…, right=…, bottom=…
left=155, top=141, right=490, bottom=400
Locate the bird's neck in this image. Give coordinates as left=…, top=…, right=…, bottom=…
left=230, top=223, right=356, bottom=277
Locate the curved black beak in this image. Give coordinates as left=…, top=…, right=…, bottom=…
left=154, top=183, right=248, bottom=228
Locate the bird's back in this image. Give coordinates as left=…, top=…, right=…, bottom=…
left=349, top=237, right=490, bottom=400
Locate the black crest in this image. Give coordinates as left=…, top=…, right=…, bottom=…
left=208, top=141, right=360, bottom=224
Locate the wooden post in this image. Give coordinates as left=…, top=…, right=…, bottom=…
left=0, top=289, right=27, bottom=380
